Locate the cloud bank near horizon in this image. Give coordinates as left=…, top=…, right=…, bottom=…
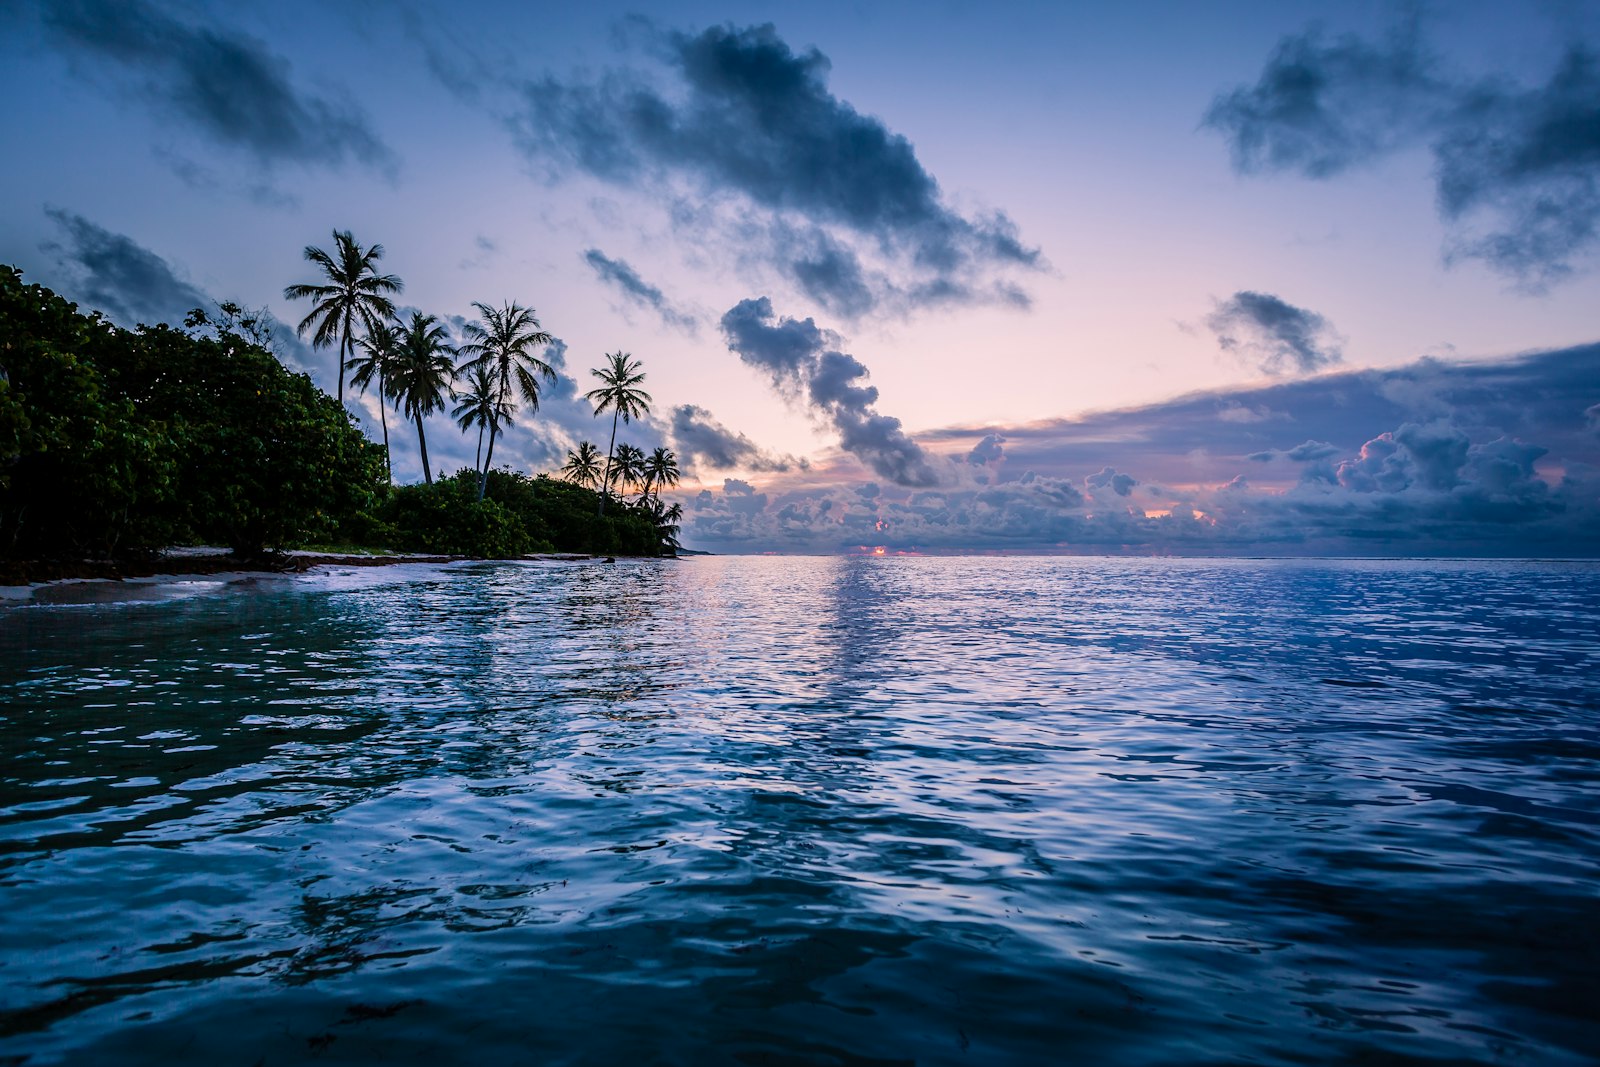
left=678, top=343, right=1600, bottom=556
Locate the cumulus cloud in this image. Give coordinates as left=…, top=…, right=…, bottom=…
left=583, top=249, right=698, bottom=334
left=1206, top=26, right=1600, bottom=288
left=967, top=433, right=1006, bottom=465
left=720, top=297, right=940, bottom=487
left=1206, top=290, right=1344, bottom=375
left=1085, top=466, right=1138, bottom=497
left=669, top=404, right=802, bottom=474
left=512, top=22, right=1042, bottom=317
left=39, top=208, right=208, bottom=328
left=40, top=0, right=395, bottom=174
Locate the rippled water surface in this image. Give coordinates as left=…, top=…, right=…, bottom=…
left=3, top=556, right=1599, bottom=1065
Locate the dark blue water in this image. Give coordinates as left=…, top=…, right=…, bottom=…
left=2, top=556, right=1598, bottom=1065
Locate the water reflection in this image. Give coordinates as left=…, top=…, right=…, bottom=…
left=1, top=558, right=1597, bottom=1064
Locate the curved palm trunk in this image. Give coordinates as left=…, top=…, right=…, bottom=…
left=478, top=419, right=498, bottom=501
left=475, top=421, right=485, bottom=473
left=478, top=368, right=512, bottom=502
left=337, top=332, right=347, bottom=407
left=378, top=370, right=392, bottom=484
left=598, top=408, right=620, bottom=517
left=415, top=411, right=433, bottom=485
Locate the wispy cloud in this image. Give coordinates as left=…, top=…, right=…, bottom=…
left=583, top=249, right=699, bottom=334
left=40, top=0, right=396, bottom=176
left=39, top=207, right=209, bottom=328
left=670, top=404, right=802, bottom=474
left=1206, top=290, right=1344, bottom=375
left=721, top=297, right=940, bottom=487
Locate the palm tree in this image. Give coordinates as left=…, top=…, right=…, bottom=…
left=347, top=320, right=401, bottom=482
left=612, top=443, right=646, bottom=500
left=452, top=364, right=511, bottom=475
left=457, top=301, right=554, bottom=501
left=283, top=230, right=402, bottom=407
left=561, top=441, right=604, bottom=488
left=649, top=499, right=684, bottom=555
left=642, top=446, right=680, bottom=504
left=389, top=312, right=457, bottom=485
left=584, top=351, right=652, bottom=514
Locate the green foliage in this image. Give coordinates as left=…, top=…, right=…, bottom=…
left=1, top=267, right=180, bottom=556
left=374, top=468, right=668, bottom=558
left=380, top=475, right=534, bottom=558
left=1, top=266, right=385, bottom=559
left=1, top=265, right=676, bottom=563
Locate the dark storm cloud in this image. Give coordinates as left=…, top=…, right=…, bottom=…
left=1204, top=26, right=1439, bottom=179
left=40, top=208, right=208, bottom=328
left=1206, top=291, right=1344, bottom=375
left=513, top=22, right=1041, bottom=316
left=40, top=0, right=395, bottom=173
left=1432, top=48, right=1600, bottom=285
left=1207, top=27, right=1600, bottom=287
left=583, top=249, right=698, bottom=333
left=720, top=297, right=940, bottom=487
left=669, top=404, right=802, bottom=473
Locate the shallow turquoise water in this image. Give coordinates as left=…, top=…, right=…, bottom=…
left=2, top=556, right=1598, bottom=1065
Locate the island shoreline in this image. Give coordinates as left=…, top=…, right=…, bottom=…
left=0, top=548, right=614, bottom=595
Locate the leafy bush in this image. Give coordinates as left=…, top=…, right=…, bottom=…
left=1, top=266, right=385, bottom=559
left=379, top=476, right=537, bottom=558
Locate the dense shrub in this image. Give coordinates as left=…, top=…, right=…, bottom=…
left=380, top=476, right=537, bottom=558
left=377, top=469, right=667, bottom=558
left=1, top=267, right=385, bottom=558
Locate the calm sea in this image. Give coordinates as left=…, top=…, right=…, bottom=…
left=2, top=556, right=1598, bottom=1065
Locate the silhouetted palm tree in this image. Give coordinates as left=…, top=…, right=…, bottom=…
left=650, top=499, right=684, bottom=554
left=612, top=443, right=646, bottom=500
left=584, top=351, right=651, bottom=514
left=457, top=301, right=554, bottom=501
left=452, top=364, right=511, bottom=475
left=348, top=320, right=401, bottom=482
left=390, top=312, right=457, bottom=485
left=642, top=446, right=680, bottom=504
left=284, top=230, right=402, bottom=407
left=561, top=441, right=604, bottom=488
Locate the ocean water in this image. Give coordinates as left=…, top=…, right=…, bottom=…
left=2, top=556, right=1598, bottom=1066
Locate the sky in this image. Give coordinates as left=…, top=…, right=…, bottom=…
left=1, top=0, right=1597, bottom=555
